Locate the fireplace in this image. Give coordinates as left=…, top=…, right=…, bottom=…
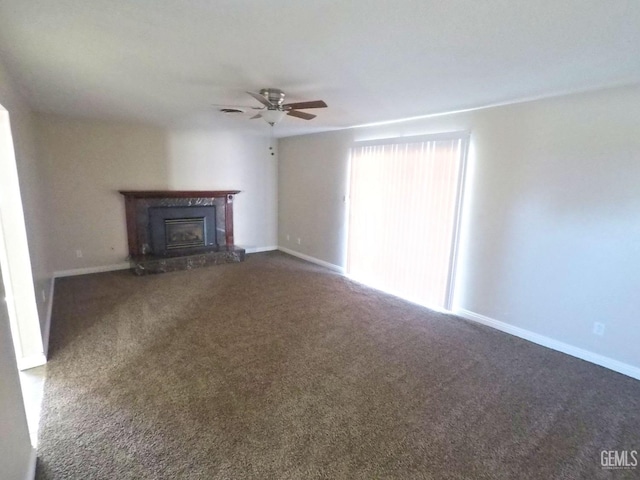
left=120, top=190, right=245, bottom=274
left=148, top=205, right=217, bottom=255
left=165, top=218, right=205, bottom=249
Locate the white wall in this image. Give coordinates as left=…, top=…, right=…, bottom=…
left=0, top=74, right=38, bottom=463
left=35, top=114, right=278, bottom=273
left=0, top=59, right=49, bottom=364
left=0, top=56, right=45, bottom=476
left=0, top=267, right=33, bottom=479
left=278, top=84, right=640, bottom=371
left=166, top=128, right=278, bottom=250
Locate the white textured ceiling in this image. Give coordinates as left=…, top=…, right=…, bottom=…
left=0, top=0, right=639, bottom=137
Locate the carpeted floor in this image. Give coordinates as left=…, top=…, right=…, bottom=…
left=37, top=252, right=640, bottom=479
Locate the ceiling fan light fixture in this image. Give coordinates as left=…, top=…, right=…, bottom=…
left=262, top=109, right=286, bottom=126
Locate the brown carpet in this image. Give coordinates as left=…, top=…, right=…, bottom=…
left=37, top=252, right=640, bottom=479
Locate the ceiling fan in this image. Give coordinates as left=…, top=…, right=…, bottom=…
left=217, top=88, right=327, bottom=126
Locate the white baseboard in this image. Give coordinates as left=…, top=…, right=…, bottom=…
left=455, top=308, right=640, bottom=381
left=17, top=353, right=46, bottom=371
left=278, top=247, right=345, bottom=273
left=26, top=448, right=37, bottom=480
left=245, top=245, right=278, bottom=254
left=54, top=262, right=130, bottom=278
left=41, top=277, right=55, bottom=358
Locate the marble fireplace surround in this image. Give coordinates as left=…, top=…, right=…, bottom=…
left=119, top=190, right=245, bottom=274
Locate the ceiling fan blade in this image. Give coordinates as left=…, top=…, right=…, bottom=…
left=287, top=110, right=316, bottom=120
left=250, top=113, right=262, bottom=119
left=211, top=103, right=263, bottom=110
left=283, top=100, right=327, bottom=110
left=247, top=91, right=274, bottom=108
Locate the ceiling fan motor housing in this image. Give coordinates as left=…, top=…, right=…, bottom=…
left=260, top=88, right=286, bottom=106
left=242, top=88, right=327, bottom=124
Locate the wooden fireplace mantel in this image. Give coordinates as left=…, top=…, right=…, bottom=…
left=119, top=190, right=241, bottom=256
left=119, top=190, right=240, bottom=199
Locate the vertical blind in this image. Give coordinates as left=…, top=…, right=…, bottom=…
left=347, top=134, right=468, bottom=310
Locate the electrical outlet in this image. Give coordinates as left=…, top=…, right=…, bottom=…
left=297, top=237, right=301, bottom=245
left=76, top=249, right=83, bottom=258
left=593, top=322, right=605, bottom=336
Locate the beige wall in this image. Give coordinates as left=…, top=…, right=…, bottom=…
left=36, top=114, right=277, bottom=273
left=278, top=130, right=352, bottom=267
left=278, top=84, right=640, bottom=370
left=36, top=116, right=168, bottom=271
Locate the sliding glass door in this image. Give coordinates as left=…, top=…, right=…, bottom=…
left=347, top=133, right=469, bottom=310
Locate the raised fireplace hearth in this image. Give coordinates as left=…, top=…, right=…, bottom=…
left=120, top=190, right=245, bottom=275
